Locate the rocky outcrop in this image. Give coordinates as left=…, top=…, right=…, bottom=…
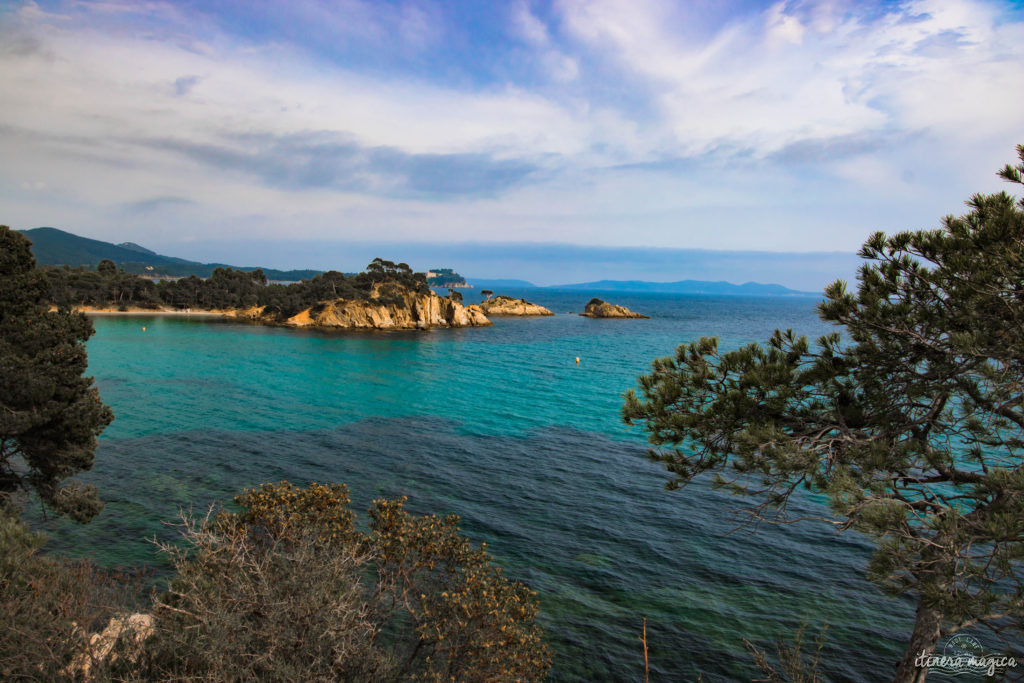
left=475, top=295, right=553, bottom=316
left=66, top=613, right=154, bottom=679
left=283, top=287, right=492, bottom=330
left=579, top=298, right=649, bottom=319
left=72, top=284, right=494, bottom=330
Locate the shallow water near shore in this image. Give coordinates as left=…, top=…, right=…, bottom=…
left=37, top=288, right=935, bottom=680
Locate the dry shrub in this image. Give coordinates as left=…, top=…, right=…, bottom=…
left=744, top=620, right=829, bottom=683
left=140, top=482, right=550, bottom=681
left=0, top=511, right=143, bottom=680
left=140, top=509, right=383, bottom=681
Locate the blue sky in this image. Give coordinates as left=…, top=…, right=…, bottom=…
left=1, top=0, right=1022, bottom=287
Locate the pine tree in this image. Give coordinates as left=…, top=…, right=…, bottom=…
left=623, top=146, right=1024, bottom=681
left=0, top=226, right=113, bottom=522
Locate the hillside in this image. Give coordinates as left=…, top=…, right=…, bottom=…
left=20, top=227, right=320, bottom=281
left=466, top=278, right=537, bottom=289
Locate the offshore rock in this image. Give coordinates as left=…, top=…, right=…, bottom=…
left=474, top=295, right=554, bottom=317
left=579, top=298, right=649, bottom=319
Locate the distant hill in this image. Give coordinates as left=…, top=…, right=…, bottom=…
left=20, top=227, right=321, bottom=281
left=117, top=241, right=157, bottom=255
left=552, top=279, right=818, bottom=297
left=467, top=279, right=537, bottom=289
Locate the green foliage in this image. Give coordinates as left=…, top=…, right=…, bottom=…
left=623, top=146, right=1024, bottom=674
left=425, top=268, right=466, bottom=287
left=41, top=257, right=431, bottom=319
left=141, top=482, right=550, bottom=681
left=0, top=226, right=113, bottom=522
left=96, top=259, right=116, bottom=277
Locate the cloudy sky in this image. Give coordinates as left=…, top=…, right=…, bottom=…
left=1, top=0, right=1022, bottom=286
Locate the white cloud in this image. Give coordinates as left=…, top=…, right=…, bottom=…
left=0, top=0, right=1021, bottom=255
left=0, top=7, right=600, bottom=160
left=511, top=2, right=580, bottom=82
left=557, top=0, right=1024, bottom=157
left=512, top=1, right=551, bottom=46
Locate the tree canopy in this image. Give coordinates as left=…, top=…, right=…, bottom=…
left=0, top=227, right=113, bottom=522
left=41, top=258, right=431, bottom=318
left=623, top=146, right=1024, bottom=681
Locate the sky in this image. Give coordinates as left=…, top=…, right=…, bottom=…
left=1, top=0, right=1022, bottom=288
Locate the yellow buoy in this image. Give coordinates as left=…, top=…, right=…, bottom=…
left=575, top=357, right=580, bottom=364
left=142, top=326, right=146, bottom=331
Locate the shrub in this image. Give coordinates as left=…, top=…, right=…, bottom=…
left=0, top=512, right=142, bottom=679
left=141, top=482, right=550, bottom=681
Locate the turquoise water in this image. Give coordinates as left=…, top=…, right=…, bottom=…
left=37, top=289, right=917, bottom=680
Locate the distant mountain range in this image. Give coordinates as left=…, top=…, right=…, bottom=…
left=469, top=278, right=817, bottom=297
left=466, top=279, right=538, bottom=290
left=21, top=227, right=819, bottom=297
left=550, top=279, right=818, bottom=297
left=20, top=227, right=321, bottom=281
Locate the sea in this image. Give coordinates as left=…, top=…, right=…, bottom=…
left=35, top=288, right=922, bottom=681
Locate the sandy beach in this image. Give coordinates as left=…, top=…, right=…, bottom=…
left=53, top=306, right=233, bottom=317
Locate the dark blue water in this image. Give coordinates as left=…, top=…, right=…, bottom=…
left=38, top=289, right=918, bottom=680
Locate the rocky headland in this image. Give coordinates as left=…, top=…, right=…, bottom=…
left=72, top=283, right=492, bottom=330
left=579, top=298, right=649, bottom=319
left=474, top=295, right=554, bottom=317
left=243, top=284, right=490, bottom=329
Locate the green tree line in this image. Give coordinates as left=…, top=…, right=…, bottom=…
left=43, top=257, right=431, bottom=318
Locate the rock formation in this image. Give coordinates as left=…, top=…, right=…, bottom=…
left=475, top=295, right=554, bottom=316
left=279, top=284, right=492, bottom=329
left=66, top=613, right=154, bottom=678
left=579, top=298, right=649, bottom=319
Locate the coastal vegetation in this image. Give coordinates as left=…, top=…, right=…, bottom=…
left=0, top=482, right=550, bottom=680
left=40, top=255, right=497, bottom=329
left=425, top=267, right=468, bottom=288
left=42, top=257, right=431, bottom=320
left=139, top=482, right=550, bottom=681
left=0, top=226, right=113, bottom=523
left=624, top=146, right=1024, bottom=680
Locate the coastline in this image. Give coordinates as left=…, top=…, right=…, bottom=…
left=56, top=306, right=232, bottom=317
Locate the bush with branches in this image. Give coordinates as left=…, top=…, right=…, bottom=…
left=139, top=482, right=550, bottom=681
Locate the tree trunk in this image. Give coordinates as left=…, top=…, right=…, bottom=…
left=893, top=599, right=943, bottom=683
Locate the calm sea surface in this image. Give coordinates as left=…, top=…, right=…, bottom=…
left=38, top=289, right=920, bottom=680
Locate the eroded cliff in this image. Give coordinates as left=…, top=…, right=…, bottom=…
left=279, top=285, right=492, bottom=329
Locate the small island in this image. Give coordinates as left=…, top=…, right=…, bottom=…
left=579, top=298, right=649, bottom=319
left=475, top=295, right=553, bottom=317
